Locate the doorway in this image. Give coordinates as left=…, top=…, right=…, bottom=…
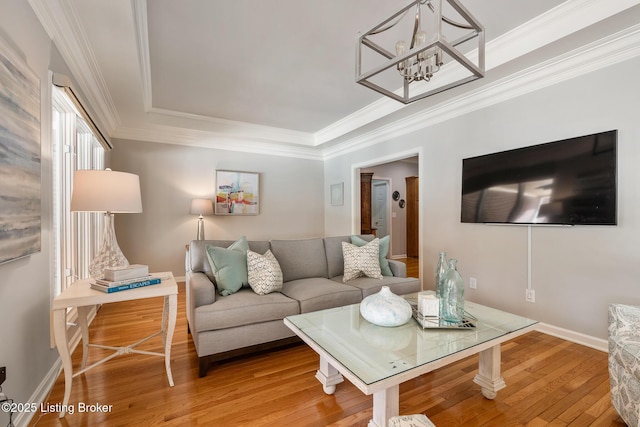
left=354, top=152, right=420, bottom=261
left=372, top=179, right=389, bottom=238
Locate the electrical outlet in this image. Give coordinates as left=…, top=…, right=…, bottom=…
left=526, top=289, right=536, bottom=303
left=469, top=277, right=477, bottom=289
left=0, top=366, right=5, bottom=386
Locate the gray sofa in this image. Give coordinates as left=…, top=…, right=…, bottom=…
left=186, top=235, right=421, bottom=376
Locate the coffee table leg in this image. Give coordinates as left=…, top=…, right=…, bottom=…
left=315, top=356, right=343, bottom=394
left=474, top=343, right=506, bottom=399
left=369, top=385, right=399, bottom=427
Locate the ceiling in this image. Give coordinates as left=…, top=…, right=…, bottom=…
left=27, top=0, right=640, bottom=156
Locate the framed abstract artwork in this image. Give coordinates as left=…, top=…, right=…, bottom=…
left=0, top=36, right=41, bottom=264
left=215, top=170, right=260, bottom=215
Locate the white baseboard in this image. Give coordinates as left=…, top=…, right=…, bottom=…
left=390, top=254, right=407, bottom=259
left=536, top=322, right=608, bottom=353
left=16, top=309, right=96, bottom=426
left=14, top=359, right=62, bottom=427
left=174, top=275, right=186, bottom=282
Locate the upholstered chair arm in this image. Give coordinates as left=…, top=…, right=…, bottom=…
left=608, top=304, right=640, bottom=340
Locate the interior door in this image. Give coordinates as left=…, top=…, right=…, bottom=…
left=372, top=180, right=388, bottom=237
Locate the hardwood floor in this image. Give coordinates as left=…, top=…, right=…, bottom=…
left=397, top=257, right=419, bottom=279
left=30, top=282, right=624, bottom=427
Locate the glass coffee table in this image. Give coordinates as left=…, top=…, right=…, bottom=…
left=284, top=298, right=537, bottom=427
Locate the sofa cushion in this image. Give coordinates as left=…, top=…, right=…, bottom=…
left=247, top=249, right=283, bottom=295
left=194, top=288, right=299, bottom=332
left=189, top=239, right=270, bottom=282
left=281, top=277, right=362, bottom=313
left=351, top=235, right=393, bottom=276
left=342, top=239, right=382, bottom=282
left=270, top=238, right=328, bottom=282
left=331, top=275, right=421, bottom=298
left=323, top=236, right=351, bottom=278
left=206, top=236, right=250, bottom=296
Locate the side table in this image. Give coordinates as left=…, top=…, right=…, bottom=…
left=51, top=272, right=178, bottom=417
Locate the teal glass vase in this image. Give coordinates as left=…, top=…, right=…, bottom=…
left=440, top=259, right=465, bottom=323
left=434, top=251, right=447, bottom=298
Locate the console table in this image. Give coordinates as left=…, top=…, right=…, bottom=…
left=51, top=272, right=178, bottom=417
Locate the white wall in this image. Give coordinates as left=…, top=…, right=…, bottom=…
left=324, top=56, right=640, bottom=341
left=110, top=139, right=325, bottom=277
left=0, top=1, right=61, bottom=425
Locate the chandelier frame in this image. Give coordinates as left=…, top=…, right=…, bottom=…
left=356, top=0, right=485, bottom=104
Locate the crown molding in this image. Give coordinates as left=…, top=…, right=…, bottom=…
left=28, top=0, right=120, bottom=133
left=112, top=124, right=323, bottom=161
left=131, top=0, right=152, bottom=112
left=315, top=0, right=640, bottom=145
left=146, top=107, right=315, bottom=146
left=29, top=0, right=640, bottom=160
left=322, top=24, right=640, bottom=160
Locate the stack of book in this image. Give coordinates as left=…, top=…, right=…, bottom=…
left=91, top=264, right=161, bottom=293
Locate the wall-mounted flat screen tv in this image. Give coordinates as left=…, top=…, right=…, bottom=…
left=461, top=130, right=617, bottom=225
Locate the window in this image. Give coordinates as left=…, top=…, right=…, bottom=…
left=51, top=86, right=106, bottom=297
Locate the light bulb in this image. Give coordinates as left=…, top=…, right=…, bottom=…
left=395, top=40, right=407, bottom=56
left=415, top=30, right=427, bottom=46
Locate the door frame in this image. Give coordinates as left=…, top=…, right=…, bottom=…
left=351, top=148, right=423, bottom=289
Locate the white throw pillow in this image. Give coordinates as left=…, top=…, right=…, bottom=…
left=247, top=249, right=283, bottom=295
left=342, top=238, right=382, bottom=283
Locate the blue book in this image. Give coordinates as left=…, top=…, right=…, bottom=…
left=91, top=277, right=161, bottom=293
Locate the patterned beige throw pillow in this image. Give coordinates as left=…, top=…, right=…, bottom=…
left=342, top=238, right=382, bottom=283
left=247, top=249, right=283, bottom=295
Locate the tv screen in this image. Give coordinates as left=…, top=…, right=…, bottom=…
left=461, top=130, right=617, bottom=225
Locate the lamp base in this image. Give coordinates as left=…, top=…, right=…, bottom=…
left=196, top=217, right=205, bottom=240
left=89, top=213, right=129, bottom=278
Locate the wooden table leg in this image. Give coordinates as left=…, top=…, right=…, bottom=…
left=315, top=355, right=343, bottom=394
left=164, top=294, right=177, bottom=387
left=77, top=305, right=91, bottom=370
left=52, top=309, right=72, bottom=418
left=473, top=343, right=506, bottom=399
left=369, top=385, right=399, bottom=427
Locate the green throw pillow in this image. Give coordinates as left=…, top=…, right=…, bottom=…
left=351, top=235, right=392, bottom=276
left=205, top=236, right=250, bottom=296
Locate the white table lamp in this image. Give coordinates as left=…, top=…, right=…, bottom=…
left=70, top=169, right=142, bottom=278
left=190, top=198, right=213, bottom=240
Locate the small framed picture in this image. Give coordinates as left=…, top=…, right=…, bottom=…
left=330, top=183, right=344, bottom=206
left=215, top=170, right=260, bottom=215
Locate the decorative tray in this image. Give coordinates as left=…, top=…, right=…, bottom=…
left=406, top=297, right=477, bottom=329
left=411, top=308, right=477, bottom=329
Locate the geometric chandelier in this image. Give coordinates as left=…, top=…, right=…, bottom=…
left=356, top=0, right=485, bottom=104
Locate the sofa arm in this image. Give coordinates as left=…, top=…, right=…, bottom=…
left=388, top=259, right=407, bottom=278
left=189, top=272, right=216, bottom=308
left=186, top=271, right=216, bottom=333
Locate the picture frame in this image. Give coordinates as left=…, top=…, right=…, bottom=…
left=215, top=170, right=260, bottom=215
left=330, top=182, right=344, bottom=206
left=0, top=35, right=41, bottom=264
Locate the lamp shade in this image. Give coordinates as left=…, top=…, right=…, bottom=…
left=71, top=169, right=142, bottom=213
left=190, top=198, right=214, bottom=216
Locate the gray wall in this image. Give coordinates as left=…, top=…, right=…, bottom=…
left=324, top=56, right=640, bottom=341
left=110, top=139, right=325, bottom=277
left=0, top=1, right=61, bottom=425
